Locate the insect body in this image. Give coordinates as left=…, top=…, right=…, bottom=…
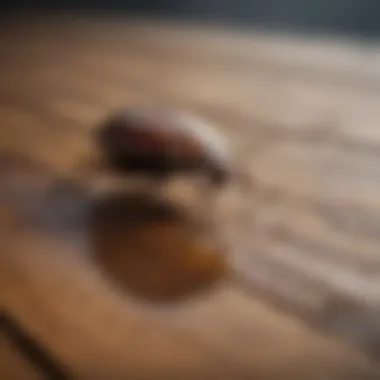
left=91, top=107, right=253, bottom=252
left=95, top=108, right=233, bottom=188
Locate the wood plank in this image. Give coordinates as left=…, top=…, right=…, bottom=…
left=0, top=13, right=380, bottom=378
left=3, top=13, right=380, bottom=91
left=1, top=16, right=380, bottom=153
left=0, top=156, right=377, bottom=379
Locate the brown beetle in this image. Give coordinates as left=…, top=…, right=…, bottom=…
left=87, top=107, right=253, bottom=248
left=95, top=108, right=234, bottom=188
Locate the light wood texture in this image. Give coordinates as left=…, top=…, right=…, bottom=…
left=0, top=12, right=380, bottom=379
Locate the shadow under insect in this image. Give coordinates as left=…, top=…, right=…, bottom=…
left=0, top=152, right=228, bottom=302
left=89, top=192, right=228, bottom=302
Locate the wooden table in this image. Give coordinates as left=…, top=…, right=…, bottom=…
left=0, top=12, right=379, bottom=379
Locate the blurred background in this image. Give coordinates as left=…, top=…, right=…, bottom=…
left=1, top=0, right=380, bottom=36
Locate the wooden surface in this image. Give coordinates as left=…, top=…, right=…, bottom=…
left=0, top=12, right=380, bottom=379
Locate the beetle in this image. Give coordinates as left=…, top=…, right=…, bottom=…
left=88, top=107, right=253, bottom=248
left=95, top=107, right=234, bottom=188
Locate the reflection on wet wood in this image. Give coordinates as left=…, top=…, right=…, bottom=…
left=92, top=195, right=227, bottom=301
left=0, top=153, right=376, bottom=379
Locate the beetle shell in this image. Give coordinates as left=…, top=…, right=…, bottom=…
left=96, top=108, right=232, bottom=185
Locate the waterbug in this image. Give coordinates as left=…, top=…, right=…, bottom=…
left=87, top=107, right=253, bottom=248
left=95, top=108, right=235, bottom=188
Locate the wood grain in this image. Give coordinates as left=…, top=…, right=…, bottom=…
left=0, top=12, right=379, bottom=379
